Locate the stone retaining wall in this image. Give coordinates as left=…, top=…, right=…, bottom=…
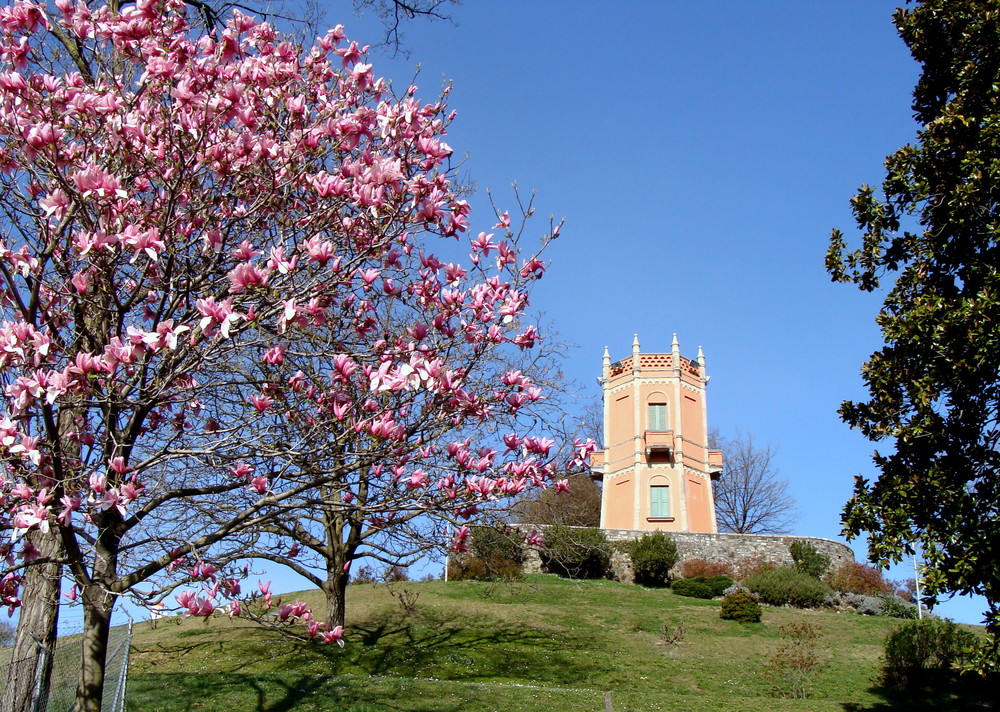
left=519, top=526, right=854, bottom=581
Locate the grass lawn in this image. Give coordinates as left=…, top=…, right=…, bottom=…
left=114, top=575, right=984, bottom=711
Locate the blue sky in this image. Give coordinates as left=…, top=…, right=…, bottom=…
left=326, top=1, right=986, bottom=624
left=46, top=2, right=978, bottom=635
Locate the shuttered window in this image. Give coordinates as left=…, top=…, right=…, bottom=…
left=648, top=403, right=668, bottom=431
left=650, top=485, right=670, bottom=519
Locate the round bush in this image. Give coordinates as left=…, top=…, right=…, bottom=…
left=705, top=575, right=735, bottom=596
left=627, top=531, right=679, bottom=587
left=881, top=619, right=977, bottom=690
left=745, top=565, right=833, bottom=608
left=540, top=525, right=611, bottom=579
left=671, top=579, right=716, bottom=599
left=720, top=590, right=763, bottom=623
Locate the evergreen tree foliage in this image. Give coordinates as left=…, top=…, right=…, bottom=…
left=827, top=0, right=1000, bottom=657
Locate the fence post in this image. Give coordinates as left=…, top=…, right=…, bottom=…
left=30, top=644, right=48, bottom=712
left=111, top=621, right=133, bottom=712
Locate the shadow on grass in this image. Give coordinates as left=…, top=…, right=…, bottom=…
left=128, top=606, right=607, bottom=711
left=128, top=672, right=470, bottom=712
left=841, top=675, right=997, bottom=712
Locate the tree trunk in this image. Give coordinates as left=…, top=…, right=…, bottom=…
left=75, top=586, right=114, bottom=712
left=323, top=569, right=349, bottom=628
left=0, top=530, right=61, bottom=712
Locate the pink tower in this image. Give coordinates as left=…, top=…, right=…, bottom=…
left=589, top=334, right=723, bottom=532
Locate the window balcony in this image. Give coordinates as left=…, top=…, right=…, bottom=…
left=588, top=450, right=605, bottom=480
left=708, top=448, right=724, bottom=479
left=644, top=430, right=674, bottom=458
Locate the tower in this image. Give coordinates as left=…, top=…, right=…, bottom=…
left=589, top=334, right=723, bottom=532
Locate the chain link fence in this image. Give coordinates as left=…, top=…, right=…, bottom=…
left=1, top=622, right=132, bottom=712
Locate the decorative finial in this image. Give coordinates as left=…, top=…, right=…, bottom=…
left=672, top=333, right=679, bottom=349
left=632, top=333, right=640, bottom=352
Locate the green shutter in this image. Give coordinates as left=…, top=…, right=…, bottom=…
left=650, top=485, right=670, bottom=518
left=648, top=403, right=667, bottom=431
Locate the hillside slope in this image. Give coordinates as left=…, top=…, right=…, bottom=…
left=122, top=575, right=976, bottom=711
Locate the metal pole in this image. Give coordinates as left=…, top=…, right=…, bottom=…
left=112, top=620, right=133, bottom=712
left=30, top=645, right=48, bottom=712
left=913, top=553, right=923, bottom=620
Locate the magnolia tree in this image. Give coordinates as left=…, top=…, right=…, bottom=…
left=190, top=201, right=587, bottom=630
left=0, top=2, right=587, bottom=710
left=230, top=296, right=583, bottom=630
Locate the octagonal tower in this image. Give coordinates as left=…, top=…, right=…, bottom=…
left=589, top=334, right=723, bottom=533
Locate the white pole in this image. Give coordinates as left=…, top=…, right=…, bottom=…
left=913, top=553, right=923, bottom=620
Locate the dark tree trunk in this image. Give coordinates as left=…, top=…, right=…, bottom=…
left=323, top=569, right=349, bottom=628
left=1, top=530, right=61, bottom=712
left=75, top=585, right=114, bottom=712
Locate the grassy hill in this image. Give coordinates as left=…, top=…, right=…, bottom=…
left=121, top=574, right=979, bottom=712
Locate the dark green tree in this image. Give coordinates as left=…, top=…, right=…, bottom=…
left=827, top=0, right=1000, bottom=658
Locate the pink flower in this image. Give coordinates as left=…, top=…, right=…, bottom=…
left=321, top=624, right=345, bottom=647
left=249, top=394, right=273, bottom=413
left=227, top=263, right=268, bottom=292
left=262, top=345, right=285, bottom=364
left=250, top=476, right=268, bottom=494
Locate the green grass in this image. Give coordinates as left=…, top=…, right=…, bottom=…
left=121, top=576, right=985, bottom=711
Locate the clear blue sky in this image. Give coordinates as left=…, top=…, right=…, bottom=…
left=49, top=2, right=975, bottom=635
left=325, top=0, right=986, bottom=624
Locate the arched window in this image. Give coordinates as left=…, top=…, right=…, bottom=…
left=650, top=484, right=670, bottom=519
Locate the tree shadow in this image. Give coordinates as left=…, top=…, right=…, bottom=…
left=841, top=675, right=998, bottom=712
left=127, top=606, right=607, bottom=710
left=339, top=606, right=603, bottom=683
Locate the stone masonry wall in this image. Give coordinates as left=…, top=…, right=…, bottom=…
left=519, top=526, right=855, bottom=581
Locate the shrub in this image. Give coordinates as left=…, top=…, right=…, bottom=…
left=627, top=531, right=679, bottom=587
left=470, top=525, right=526, bottom=567
left=832, top=592, right=884, bottom=616
left=672, top=575, right=732, bottom=598
left=447, top=555, right=486, bottom=581
left=720, top=590, right=763, bottom=623
left=709, top=575, right=735, bottom=596
left=680, top=558, right=733, bottom=579
left=881, top=619, right=978, bottom=690
left=825, top=562, right=892, bottom=596
left=540, top=525, right=611, bottom=579
left=383, top=565, right=410, bottom=583
left=448, top=552, right=522, bottom=582
left=660, top=621, right=686, bottom=645
left=789, top=540, right=831, bottom=578
left=732, top=555, right=779, bottom=581
left=350, top=565, right=378, bottom=585
left=764, top=622, right=829, bottom=699
left=671, top=579, right=716, bottom=599
left=878, top=594, right=918, bottom=620
left=447, top=526, right=525, bottom=582
left=745, top=565, right=833, bottom=608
